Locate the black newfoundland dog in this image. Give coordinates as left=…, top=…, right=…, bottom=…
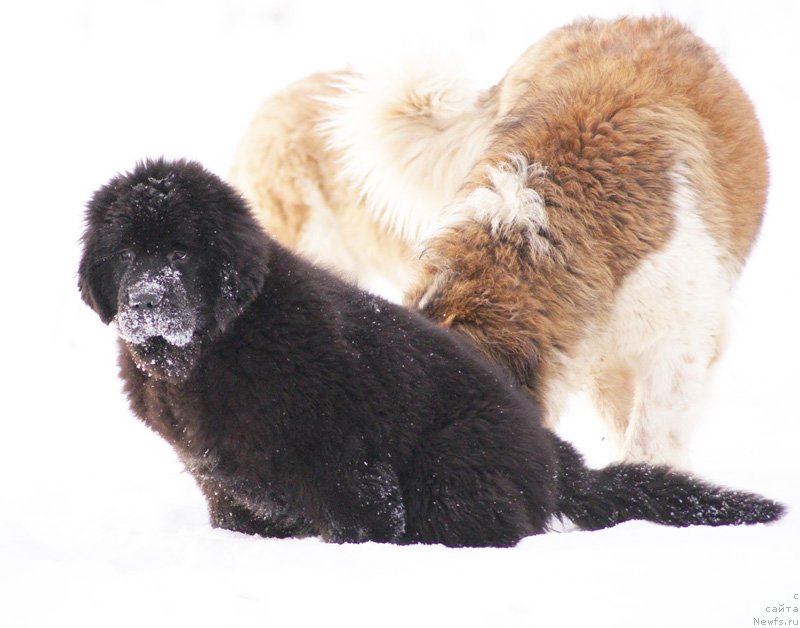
left=78, top=159, right=783, bottom=547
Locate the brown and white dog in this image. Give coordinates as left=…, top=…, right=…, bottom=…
left=230, top=17, right=768, bottom=467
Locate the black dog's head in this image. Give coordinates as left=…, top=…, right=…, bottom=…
left=79, top=158, right=269, bottom=380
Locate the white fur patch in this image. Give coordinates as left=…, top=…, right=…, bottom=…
left=295, top=177, right=362, bottom=276
left=294, top=178, right=409, bottom=302
left=321, top=59, right=493, bottom=244
left=414, top=155, right=550, bottom=314
left=436, top=155, right=551, bottom=253
left=615, top=169, right=733, bottom=466
left=544, top=165, right=735, bottom=467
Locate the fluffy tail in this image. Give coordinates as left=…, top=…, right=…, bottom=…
left=320, top=59, right=496, bottom=243
left=549, top=434, right=785, bottom=529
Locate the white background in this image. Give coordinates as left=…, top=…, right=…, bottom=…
left=1, top=1, right=798, bottom=626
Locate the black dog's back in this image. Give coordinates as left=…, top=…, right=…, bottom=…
left=80, top=159, right=784, bottom=547
left=192, top=245, right=561, bottom=545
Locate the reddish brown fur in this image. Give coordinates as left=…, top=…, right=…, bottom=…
left=407, top=18, right=767, bottom=414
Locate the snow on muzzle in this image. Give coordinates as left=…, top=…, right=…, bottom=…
left=114, top=266, right=197, bottom=347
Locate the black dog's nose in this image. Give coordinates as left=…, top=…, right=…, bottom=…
left=129, top=290, right=164, bottom=310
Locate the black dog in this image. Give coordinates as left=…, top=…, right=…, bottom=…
left=78, top=159, right=784, bottom=547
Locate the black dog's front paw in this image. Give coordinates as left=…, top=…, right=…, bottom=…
left=204, top=485, right=315, bottom=539
left=210, top=503, right=314, bottom=539
left=326, top=513, right=404, bottom=544
left=324, top=462, right=406, bottom=544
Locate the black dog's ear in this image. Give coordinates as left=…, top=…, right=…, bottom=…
left=78, top=250, right=116, bottom=324
left=204, top=177, right=272, bottom=333
left=214, top=261, right=266, bottom=333
left=214, top=265, right=265, bottom=331
left=214, top=264, right=266, bottom=331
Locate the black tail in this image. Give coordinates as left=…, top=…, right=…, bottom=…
left=549, top=434, right=785, bottom=530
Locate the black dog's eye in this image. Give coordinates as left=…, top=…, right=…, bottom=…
left=168, top=250, right=188, bottom=264
left=119, top=249, right=135, bottom=263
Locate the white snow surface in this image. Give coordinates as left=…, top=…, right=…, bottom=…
left=2, top=1, right=798, bottom=627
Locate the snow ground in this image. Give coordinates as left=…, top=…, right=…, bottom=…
left=1, top=1, right=798, bottom=626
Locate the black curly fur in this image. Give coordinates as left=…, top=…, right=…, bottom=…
left=78, top=158, right=784, bottom=547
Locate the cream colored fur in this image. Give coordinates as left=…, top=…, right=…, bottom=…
left=321, top=61, right=496, bottom=244
left=231, top=18, right=767, bottom=468
left=229, top=71, right=417, bottom=299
